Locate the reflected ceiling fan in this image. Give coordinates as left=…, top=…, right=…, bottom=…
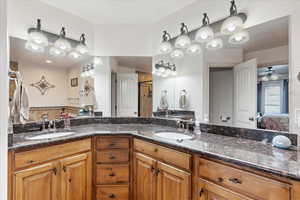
left=261, top=67, right=279, bottom=81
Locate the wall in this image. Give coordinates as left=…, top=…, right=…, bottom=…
left=18, top=61, right=68, bottom=107
left=245, top=45, right=289, bottom=66
left=0, top=0, right=8, bottom=198
left=67, top=66, right=81, bottom=107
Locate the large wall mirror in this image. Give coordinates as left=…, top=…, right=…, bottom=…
left=208, top=16, right=289, bottom=131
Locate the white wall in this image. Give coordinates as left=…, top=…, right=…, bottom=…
left=0, top=0, right=8, bottom=199
left=18, top=62, right=68, bottom=107
left=245, top=45, right=289, bottom=66
left=93, top=24, right=153, bottom=56
left=8, top=0, right=95, bottom=51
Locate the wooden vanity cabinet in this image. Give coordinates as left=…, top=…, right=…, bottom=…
left=11, top=138, right=92, bottom=200
left=133, top=139, right=192, bottom=200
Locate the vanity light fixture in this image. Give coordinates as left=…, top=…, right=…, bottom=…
left=228, top=30, right=250, bottom=44
left=206, top=38, right=223, bottom=50
left=195, top=13, right=214, bottom=43
left=159, top=31, right=173, bottom=54
left=76, top=34, right=89, bottom=55
left=26, top=19, right=48, bottom=47
left=221, top=0, right=244, bottom=35
left=153, top=61, right=177, bottom=78
left=54, top=27, right=72, bottom=52
left=25, top=41, right=45, bottom=53
left=81, top=64, right=95, bottom=78
left=175, top=23, right=191, bottom=49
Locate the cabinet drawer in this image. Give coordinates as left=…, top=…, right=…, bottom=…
left=96, top=185, right=129, bottom=200
left=96, top=137, right=129, bottom=150
left=134, top=139, right=191, bottom=171
left=97, top=164, right=129, bottom=184
left=198, top=158, right=291, bottom=200
left=96, top=150, right=129, bottom=163
left=15, top=138, right=91, bottom=169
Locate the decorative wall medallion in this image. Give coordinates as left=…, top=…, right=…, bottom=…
left=30, top=76, right=55, bottom=95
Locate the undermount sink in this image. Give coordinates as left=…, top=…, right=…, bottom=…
left=27, top=131, right=76, bottom=140
left=154, top=132, right=193, bottom=140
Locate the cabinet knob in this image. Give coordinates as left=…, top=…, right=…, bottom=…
left=109, top=172, right=116, bottom=177
left=199, top=188, right=204, bottom=197
left=53, top=168, right=57, bottom=175
left=109, top=155, right=116, bottom=160
left=217, top=177, right=223, bottom=183
left=26, top=160, right=35, bottom=164
left=109, top=194, right=116, bottom=199
left=109, top=143, right=116, bottom=147
left=154, top=148, right=158, bottom=152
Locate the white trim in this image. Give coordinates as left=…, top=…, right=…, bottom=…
left=0, top=0, right=8, bottom=199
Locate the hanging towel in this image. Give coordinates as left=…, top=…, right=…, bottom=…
left=179, top=90, right=188, bottom=109
left=159, top=91, right=169, bottom=110
left=11, top=76, right=29, bottom=124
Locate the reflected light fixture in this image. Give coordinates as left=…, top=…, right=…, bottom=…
left=93, top=56, right=103, bottom=65
left=54, top=27, right=72, bottom=52
left=228, top=30, right=250, bottom=44
left=206, top=38, right=223, bottom=50
left=69, top=51, right=81, bottom=59
left=186, top=43, right=202, bottom=55
left=175, top=23, right=191, bottom=49
left=221, top=0, right=244, bottom=35
left=159, top=31, right=173, bottom=54
left=27, top=19, right=48, bottom=47
left=195, top=13, right=214, bottom=43
left=49, top=46, right=66, bottom=57
left=25, top=41, right=45, bottom=53
left=153, top=61, right=177, bottom=78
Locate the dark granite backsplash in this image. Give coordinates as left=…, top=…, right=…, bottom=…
left=200, top=123, right=298, bottom=146
left=12, top=117, right=297, bottom=146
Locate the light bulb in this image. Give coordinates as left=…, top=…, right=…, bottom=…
left=28, top=31, right=48, bottom=47
left=54, top=38, right=72, bottom=52
left=159, top=41, right=173, bottom=54
left=159, top=67, right=166, bottom=73
left=171, top=70, right=177, bottom=76
left=221, top=16, right=244, bottom=35
left=25, top=41, right=45, bottom=53
left=69, top=51, right=81, bottom=59
left=76, top=43, right=89, bottom=55
left=228, top=30, right=250, bottom=45
left=195, top=26, right=214, bottom=43
left=170, top=49, right=184, bottom=59
left=186, top=43, right=202, bottom=55
left=270, top=73, right=279, bottom=80
left=175, top=35, right=191, bottom=49
left=94, top=57, right=103, bottom=65
left=206, top=38, right=223, bottom=50
left=49, top=46, right=66, bottom=57
left=161, top=73, right=168, bottom=78
left=165, top=68, right=171, bottom=75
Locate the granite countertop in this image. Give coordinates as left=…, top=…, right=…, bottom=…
left=9, top=123, right=300, bottom=181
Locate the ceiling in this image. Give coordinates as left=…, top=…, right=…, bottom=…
left=113, top=56, right=152, bottom=72
left=10, top=37, right=91, bottom=69
left=39, top=0, right=196, bottom=24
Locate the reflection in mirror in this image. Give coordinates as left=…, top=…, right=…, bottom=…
left=9, top=36, right=97, bottom=123
left=208, top=16, right=289, bottom=131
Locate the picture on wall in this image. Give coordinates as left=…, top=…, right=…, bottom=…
left=71, top=78, right=78, bottom=87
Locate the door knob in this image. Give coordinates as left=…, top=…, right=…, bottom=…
left=249, top=117, right=255, bottom=121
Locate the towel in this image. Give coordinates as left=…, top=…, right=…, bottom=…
left=159, top=93, right=169, bottom=110
left=11, top=79, right=29, bottom=124
left=179, top=90, right=188, bottom=109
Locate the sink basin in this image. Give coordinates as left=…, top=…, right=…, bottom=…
left=154, top=132, right=193, bottom=140
left=27, top=132, right=76, bottom=140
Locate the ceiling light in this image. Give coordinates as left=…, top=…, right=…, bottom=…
left=221, top=1, right=244, bottom=35
left=175, top=23, right=191, bottom=49
left=93, top=56, right=103, bottom=65
left=54, top=27, right=72, bottom=52
left=206, top=38, right=223, bottom=50
left=25, top=41, right=45, bottom=53
left=69, top=51, right=82, bottom=59
left=49, top=46, right=66, bottom=57
left=27, top=19, right=48, bottom=47
left=229, top=30, right=250, bottom=44
left=46, top=60, right=52, bottom=64
left=186, top=43, right=202, bottom=55
left=170, top=48, right=184, bottom=59
left=195, top=13, right=214, bottom=43
left=270, top=73, right=279, bottom=81
left=76, top=34, right=89, bottom=55
left=159, top=31, right=173, bottom=54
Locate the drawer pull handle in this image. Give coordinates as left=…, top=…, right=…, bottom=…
left=229, top=178, right=242, bottom=184
left=109, top=194, right=116, bottom=198
left=109, top=156, right=116, bottom=160
left=26, top=160, right=35, bottom=164
left=154, top=148, right=158, bottom=152
left=63, top=166, right=66, bottom=172
left=199, top=188, right=204, bottom=197
left=109, top=173, right=116, bottom=177
left=217, top=177, right=223, bottom=182
left=109, top=143, right=116, bottom=147
left=151, top=166, right=155, bottom=173
left=155, top=169, right=161, bottom=175
left=53, top=168, right=57, bottom=175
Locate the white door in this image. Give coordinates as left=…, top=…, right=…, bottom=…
left=117, top=73, right=138, bottom=117
left=210, top=69, right=234, bottom=126
left=233, top=59, right=257, bottom=128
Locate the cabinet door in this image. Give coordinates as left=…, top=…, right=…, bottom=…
left=60, top=152, right=92, bottom=200
left=197, top=178, right=254, bottom=200
left=15, top=162, right=58, bottom=200
left=134, top=152, right=156, bottom=200
left=156, top=161, right=191, bottom=200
